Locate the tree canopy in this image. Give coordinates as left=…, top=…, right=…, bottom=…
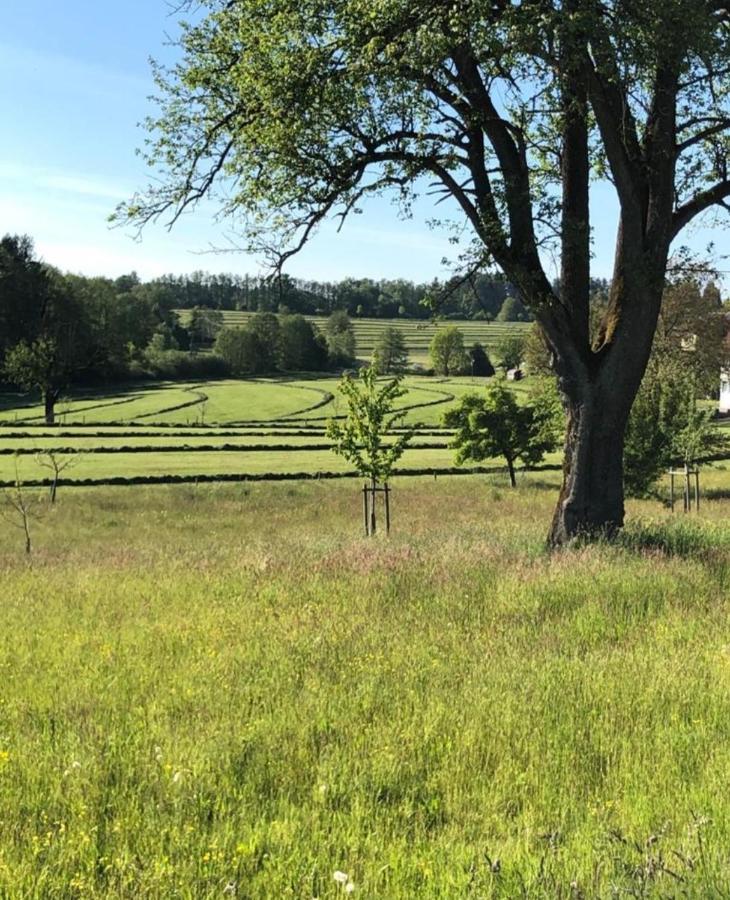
left=327, top=368, right=413, bottom=483
left=430, top=326, right=469, bottom=375
left=373, top=326, right=409, bottom=374
left=444, top=381, right=561, bottom=487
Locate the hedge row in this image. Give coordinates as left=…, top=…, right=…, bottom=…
left=0, top=463, right=562, bottom=490
left=247, top=379, right=336, bottom=420
left=122, top=387, right=209, bottom=421
left=1, top=441, right=452, bottom=456
left=0, top=429, right=328, bottom=440
left=0, top=422, right=455, bottom=434
left=0, top=427, right=454, bottom=440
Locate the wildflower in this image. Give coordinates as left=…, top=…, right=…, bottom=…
left=333, top=871, right=348, bottom=884
left=345, top=883, right=355, bottom=894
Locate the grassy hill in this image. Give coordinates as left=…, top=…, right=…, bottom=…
left=2, top=479, right=730, bottom=896
left=177, top=311, right=532, bottom=364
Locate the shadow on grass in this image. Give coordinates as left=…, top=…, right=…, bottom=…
left=702, top=487, right=730, bottom=501
left=617, top=518, right=730, bottom=559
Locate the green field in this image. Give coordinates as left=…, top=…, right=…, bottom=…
left=178, top=311, right=532, bottom=364
left=0, top=376, right=538, bottom=485
left=3, top=478, right=730, bottom=896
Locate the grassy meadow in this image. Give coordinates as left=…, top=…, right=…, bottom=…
left=2, top=475, right=730, bottom=897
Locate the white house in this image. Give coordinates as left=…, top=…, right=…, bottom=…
left=721, top=371, right=730, bottom=414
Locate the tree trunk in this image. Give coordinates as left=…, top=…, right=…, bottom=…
left=543, top=219, right=668, bottom=545
left=506, top=457, right=517, bottom=488
left=44, top=391, right=56, bottom=426
left=548, top=385, right=630, bottom=545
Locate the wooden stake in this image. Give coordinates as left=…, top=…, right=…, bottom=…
left=370, top=477, right=377, bottom=535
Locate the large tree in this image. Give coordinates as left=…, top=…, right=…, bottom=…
left=118, top=0, right=730, bottom=543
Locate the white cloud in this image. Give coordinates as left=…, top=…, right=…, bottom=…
left=0, top=161, right=130, bottom=203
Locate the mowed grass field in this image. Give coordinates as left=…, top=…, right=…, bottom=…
left=178, top=311, right=532, bottom=364
left=2, top=477, right=730, bottom=896
left=0, top=376, right=538, bottom=485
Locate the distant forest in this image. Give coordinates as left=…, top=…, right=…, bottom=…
left=125, top=270, right=540, bottom=321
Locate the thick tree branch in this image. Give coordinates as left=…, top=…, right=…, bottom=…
left=672, top=179, right=730, bottom=235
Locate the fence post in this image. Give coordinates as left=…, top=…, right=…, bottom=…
left=384, top=483, right=391, bottom=534
left=370, top=477, right=377, bottom=535
left=363, top=483, right=369, bottom=536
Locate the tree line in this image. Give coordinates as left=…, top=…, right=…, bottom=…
left=0, top=235, right=374, bottom=422
left=102, top=270, right=539, bottom=321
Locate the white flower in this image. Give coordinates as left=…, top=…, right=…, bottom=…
left=345, top=883, right=355, bottom=894
left=333, top=871, right=349, bottom=884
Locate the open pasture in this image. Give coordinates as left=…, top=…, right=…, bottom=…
left=178, top=311, right=532, bottom=363
left=0, top=376, right=534, bottom=485
left=2, top=478, right=730, bottom=896
left=0, top=377, right=515, bottom=428
left=0, top=375, right=726, bottom=491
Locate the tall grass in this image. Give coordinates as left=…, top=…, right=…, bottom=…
left=1, top=477, right=730, bottom=897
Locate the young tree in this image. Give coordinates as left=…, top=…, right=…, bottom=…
left=373, top=327, right=409, bottom=374
left=469, top=343, right=495, bottom=377
left=325, top=310, right=356, bottom=365
left=327, top=368, right=414, bottom=533
left=430, top=326, right=468, bottom=376
left=117, top=0, right=730, bottom=542
left=35, top=450, right=80, bottom=504
left=444, top=382, right=561, bottom=487
left=0, top=460, right=44, bottom=555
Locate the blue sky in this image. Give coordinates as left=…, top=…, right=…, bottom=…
left=0, top=1, right=725, bottom=286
